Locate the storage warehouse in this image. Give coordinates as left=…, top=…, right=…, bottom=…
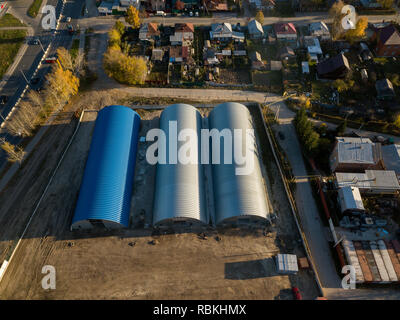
left=71, top=105, right=141, bottom=230
left=208, top=102, right=269, bottom=226
left=152, top=104, right=208, bottom=226
left=337, top=186, right=365, bottom=214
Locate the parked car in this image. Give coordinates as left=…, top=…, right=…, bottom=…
left=29, top=38, right=39, bottom=45
left=44, top=57, right=57, bottom=64
left=292, top=287, right=302, bottom=300
left=30, top=77, right=41, bottom=85
left=155, top=11, right=166, bottom=16
left=66, top=16, right=71, bottom=23
left=189, top=11, right=193, bottom=16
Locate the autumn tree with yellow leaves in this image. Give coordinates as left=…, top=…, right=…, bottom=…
left=125, top=6, right=140, bottom=29
left=103, top=46, right=147, bottom=85
left=255, top=10, right=264, bottom=25
left=0, top=138, right=25, bottom=163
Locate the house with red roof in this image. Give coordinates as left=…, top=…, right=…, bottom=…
left=373, top=24, right=400, bottom=57
left=273, top=23, right=297, bottom=41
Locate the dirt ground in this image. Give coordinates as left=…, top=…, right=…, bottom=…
left=0, top=94, right=319, bottom=300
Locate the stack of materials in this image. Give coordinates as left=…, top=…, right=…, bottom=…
left=275, top=254, right=298, bottom=274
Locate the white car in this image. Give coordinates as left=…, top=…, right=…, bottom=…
left=66, top=17, right=71, bottom=22
left=155, top=11, right=166, bottom=16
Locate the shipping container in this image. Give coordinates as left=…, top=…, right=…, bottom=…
left=342, top=240, right=364, bottom=283
left=370, top=241, right=390, bottom=283
left=362, top=241, right=382, bottom=282
left=378, top=240, right=398, bottom=282
left=353, top=241, right=373, bottom=282
left=384, top=240, right=400, bottom=281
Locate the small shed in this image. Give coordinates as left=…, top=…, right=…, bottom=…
left=276, top=254, right=298, bottom=274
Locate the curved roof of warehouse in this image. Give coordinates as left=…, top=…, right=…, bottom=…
left=152, top=104, right=207, bottom=225
left=209, top=102, right=269, bottom=224
left=71, top=105, right=141, bottom=229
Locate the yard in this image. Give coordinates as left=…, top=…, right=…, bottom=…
left=0, top=13, right=25, bottom=28
left=252, top=70, right=282, bottom=93
left=0, top=29, right=27, bottom=79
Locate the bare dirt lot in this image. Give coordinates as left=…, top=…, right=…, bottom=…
left=0, top=91, right=319, bottom=299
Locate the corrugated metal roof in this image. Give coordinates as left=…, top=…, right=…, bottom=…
left=209, top=102, right=269, bottom=225
left=336, top=137, right=376, bottom=164
left=71, top=105, right=141, bottom=230
left=152, top=104, right=207, bottom=225
left=338, top=186, right=365, bottom=213
left=382, top=144, right=400, bottom=174
left=336, top=170, right=400, bottom=191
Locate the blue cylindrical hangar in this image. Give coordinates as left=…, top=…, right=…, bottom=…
left=71, top=103, right=269, bottom=230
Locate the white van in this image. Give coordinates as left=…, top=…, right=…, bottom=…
left=155, top=11, right=166, bottom=16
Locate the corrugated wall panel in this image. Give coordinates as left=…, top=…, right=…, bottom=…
left=71, top=105, right=141, bottom=229
left=153, top=104, right=207, bottom=225
left=208, top=102, right=269, bottom=225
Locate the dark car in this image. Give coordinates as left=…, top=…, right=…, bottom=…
left=0, top=95, right=8, bottom=104
left=30, top=77, right=40, bottom=85
left=292, top=287, right=302, bottom=300
left=29, top=38, right=39, bottom=45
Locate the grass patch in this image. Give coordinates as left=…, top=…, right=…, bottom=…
left=27, top=0, right=43, bottom=18
left=0, top=29, right=27, bottom=79
left=0, top=13, right=26, bottom=27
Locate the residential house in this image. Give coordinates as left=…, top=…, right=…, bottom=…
left=360, top=0, right=382, bottom=8
left=338, top=186, right=365, bottom=215
left=309, top=21, right=331, bottom=41
left=273, top=23, right=297, bottom=41
left=329, top=137, right=384, bottom=173
left=169, top=46, right=190, bottom=63
left=335, top=170, right=400, bottom=194
left=204, top=49, right=219, bottom=65
left=375, top=78, right=396, bottom=100
left=210, top=23, right=233, bottom=41
left=120, top=0, right=140, bottom=9
left=248, top=19, right=264, bottom=39
left=139, top=23, right=160, bottom=41
left=382, top=144, right=400, bottom=179
left=210, top=23, right=244, bottom=42
left=205, top=0, right=229, bottom=11
left=150, top=0, right=166, bottom=10
left=304, top=37, right=322, bottom=62
left=249, top=51, right=265, bottom=70
left=262, top=0, right=276, bottom=10
left=317, top=53, right=350, bottom=80
left=172, top=0, right=198, bottom=9
left=170, top=23, right=194, bottom=45
left=278, top=46, right=295, bottom=60
left=98, top=1, right=113, bottom=15
left=373, top=24, right=400, bottom=57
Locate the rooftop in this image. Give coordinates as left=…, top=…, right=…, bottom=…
left=338, top=186, right=365, bottom=212
left=335, top=137, right=377, bottom=164
left=382, top=144, right=400, bottom=174
left=336, top=170, right=400, bottom=191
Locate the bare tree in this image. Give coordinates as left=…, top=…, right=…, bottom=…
left=0, top=138, right=26, bottom=163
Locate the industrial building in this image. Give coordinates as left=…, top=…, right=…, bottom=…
left=209, top=102, right=269, bottom=226
left=329, top=137, right=384, bottom=173
left=71, top=105, right=141, bottom=230
left=382, top=144, right=400, bottom=179
left=338, top=186, right=365, bottom=214
left=335, top=170, right=400, bottom=194
left=152, top=104, right=208, bottom=226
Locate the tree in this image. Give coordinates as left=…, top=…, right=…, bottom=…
left=57, top=47, right=74, bottom=71
left=255, top=10, right=264, bottom=25
left=377, top=0, right=393, bottom=9
left=329, top=0, right=346, bottom=40
left=333, top=79, right=355, bottom=92
left=125, top=5, right=140, bottom=29
left=114, top=20, right=125, bottom=35
left=394, top=113, right=400, bottom=128
left=344, top=17, right=368, bottom=44
left=108, top=28, right=122, bottom=49
left=175, top=0, right=185, bottom=10
left=103, top=47, right=148, bottom=85
left=0, top=139, right=25, bottom=163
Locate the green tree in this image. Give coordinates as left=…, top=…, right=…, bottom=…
left=125, top=5, right=141, bottom=29
left=255, top=10, right=264, bottom=25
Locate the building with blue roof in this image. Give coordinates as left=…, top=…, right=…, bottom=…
left=71, top=105, right=141, bottom=230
